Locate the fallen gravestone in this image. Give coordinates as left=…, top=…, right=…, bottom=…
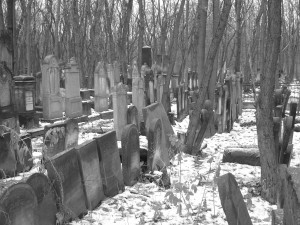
left=76, top=140, right=105, bottom=210
left=45, top=148, right=86, bottom=222
left=142, top=102, right=174, bottom=168
left=26, top=173, right=57, bottom=225
left=222, top=147, right=260, bottom=166
left=94, top=131, right=125, bottom=197
left=217, top=173, right=253, bottom=225
left=121, top=124, right=140, bottom=186
left=0, top=182, right=38, bottom=225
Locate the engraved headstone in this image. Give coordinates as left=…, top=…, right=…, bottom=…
left=45, top=148, right=86, bottom=222
left=94, top=131, right=124, bottom=197
left=26, top=173, right=57, bottom=225
left=94, top=62, right=109, bottom=112
left=64, top=58, right=83, bottom=118
left=42, top=55, right=63, bottom=120
left=121, top=124, right=140, bottom=186
left=0, top=183, right=38, bottom=225
left=76, top=140, right=105, bottom=210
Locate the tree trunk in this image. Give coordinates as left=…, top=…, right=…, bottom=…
left=256, top=0, right=282, bottom=204
left=54, top=0, right=61, bottom=58
left=137, top=0, right=145, bottom=72
left=234, top=0, right=242, bottom=73
left=104, top=0, right=116, bottom=64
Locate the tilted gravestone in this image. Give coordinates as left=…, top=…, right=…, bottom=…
left=0, top=132, right=17, bottom=177
left=112, top=83, right=128, bottom=140
left=94, top=62, right=109, bottom=112
left=121, top=124, right=140, bottom=186
left=127, top=105, right=139, bottom=128
left=42, top=55, right=63, bottom=120
left=0, top=182, right=38, bottom=225
left=143, top=102, right=174, bottom=168
left=43, top=119, right=79, bottom=158
left=94, top=131, right=124, bottom=197
left=64, top=58, right=83, bottom=118
left=147, top=118, right=163, bottom=171
left=45, top=148, right=87, bottom=222
left=76, top=140, right=105, bottom=210
left=217, top=173, right=253, bottom=225
left=26, top=173, right=57, bottom=225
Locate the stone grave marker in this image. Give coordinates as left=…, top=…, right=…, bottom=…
left=45, top=148, right=86, bottom=222
left=217, top=173, right=253, bottom=225
left=94, top=62, right=109, bottom=112
left=94, top=131, right=124, bottom=197
left=112, top=83, right=128, bottom=140
left=142, top=102, right=174, bottom=168
left=127, top=105, right=139, bottom=128
left=26, top=173, right=57, bottom=225
left=42, top=55, right=63, bottom=120
left=16, top=133, right=33, bottom=173
left=147, top=118, right=163, bottom=171
left=64, top=58, right=83, bottom=118
left=121, top=124, right=140, bottom=186
left=76, top=140, right=105, bottom=210
left=43, top=119, right=79, bottom=158
left=0, top=131, right=17, bottom=177
left=0, top=182, right=38, bottom=225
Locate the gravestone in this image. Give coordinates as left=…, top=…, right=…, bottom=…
left=42, top=55, right=63, bottom=120
left=112, top=83, right=128, bottom=140
left=217, top=173, right=253, bottom=225
left=43, top=119, right=79, bottom=159
left=94, top=131, right=124, bottom=197
left=26, top=173, right=57, bottom=225
left=127, top=105, right=139, bottom=128
left=35, top=72, right=42, bottom=106
left=147, top=118, right=163, bottom=171
left=142, top=46, right=152, bottom=67
left=64, top=58, right=83, bottom=118
left=113, top=61, right=121, bottom=84
left=16, top=133, right=33, bottom=173
left=132, top=62, right=145, bottom=124
left=0, top=182, right=38, bottom=225
left=76, top=140, right=105, bottom=210
left=121, top=124, right=140, bottom=186
left=142, top=102, right=174, bottom=168
left=94, top=62, right=109, bottom=112
left=45, top=148, right=86, bottom=222
left=0, top=132, right=17, bottom=177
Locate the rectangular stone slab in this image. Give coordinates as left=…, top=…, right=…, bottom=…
left=94, top=131, right=124, bottom=197
left=142, top=102, right=174, bottom=167
left=76, top=140, right=105, bottom=210
left=45, top=148, right=86, bottom=221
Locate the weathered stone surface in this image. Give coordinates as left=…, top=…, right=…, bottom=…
left=127, top=105, right=139, bottom=128
left=143, top=103, right=174, bottom=167
left=94, top=62, right=109, bottom=112
left=271, top=209, right=283, bottom=225
left=121, top=124, right=140, bottom=186
left=42, top=55, right=63, bottom=120
left=16, top=133, right=33, bottom=173
left=94, top=131, right=124, bottom=197
left=222, top=148, right=260, bottom=166
left=0, top=132, right=17, bottom=177
left=0, top=182, right=38, bottom=225
left=147, top=118, right=163, bottom=171
left=217, top=173, right=253, bottom=225
left=45, top=148, right=86, bottom=221
left=76, top=140, right=105, bottom=210
left=26, top=173, right=57, bottom=225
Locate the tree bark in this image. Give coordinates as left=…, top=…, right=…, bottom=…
left=234, top=0, right=242, bottom=73
left=256, top=0, right=282, bottom=204
left=54, top=0, right=61, bottom=58
left=137, top=0, right=145, bottom=72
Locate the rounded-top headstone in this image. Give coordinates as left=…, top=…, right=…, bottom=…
left=43, top=55, right=58, bottom=66
left=127, top=105, right=139, bottom=128
left=0, top=182, right=38, bottom=225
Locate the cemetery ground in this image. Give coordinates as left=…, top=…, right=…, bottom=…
left=3, top=105, right=299, bottom=225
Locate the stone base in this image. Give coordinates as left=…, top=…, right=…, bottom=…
left=65, top=96, right=83, bottom=118
left=43, top=95, right=63, bottom=120
left=94, top=96, right=109, bottom=112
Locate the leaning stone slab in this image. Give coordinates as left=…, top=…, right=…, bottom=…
left=121, top=124, right=140, bottom=186
left=26, top=173, right=57, bottom=225
left=217, top=173, right=253, bottom=225
left=0, top=182, right=38, bottom=225
left=43, top=119, right=79, bottom=158
left=142, top=102, right=174, bottom=167
left=76, top=140, right=105, bottom=210
left=0, top=132, right=17, bottom=177
left=45, top=148, right=86, bottom=222
left=94, top=131, right=124, bottom=197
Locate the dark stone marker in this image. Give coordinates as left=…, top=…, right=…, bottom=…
left=26, top=173, right=57, bottom=225
left=94, top=131, right=124, bottom=197
left=82, top=100, right=92, bottom=116
left=76, top=140, right=105, bottom=210
left=222, top=148, right=260, bottom=166
left=45, top=148, right=86, bottom=222
left=271, top=209, right=283, bottom=225
left=0, top=132, right=17, bottom=177
left=217, top=173, right=253, bottom=225
left=147, top=118, right=163, bottom=171
left=80, top=89, right=91, bottom=100
left=141, top=46, right=152, bottom=68
left=127, top=105, right=139, bottom=128
left=0, top=182, right=38, bottom=225
left=121, top=124, right=140, bottom=186
left=44, top=119, right=79, bottom=158
left=142, top=102, right=174, bottom=168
